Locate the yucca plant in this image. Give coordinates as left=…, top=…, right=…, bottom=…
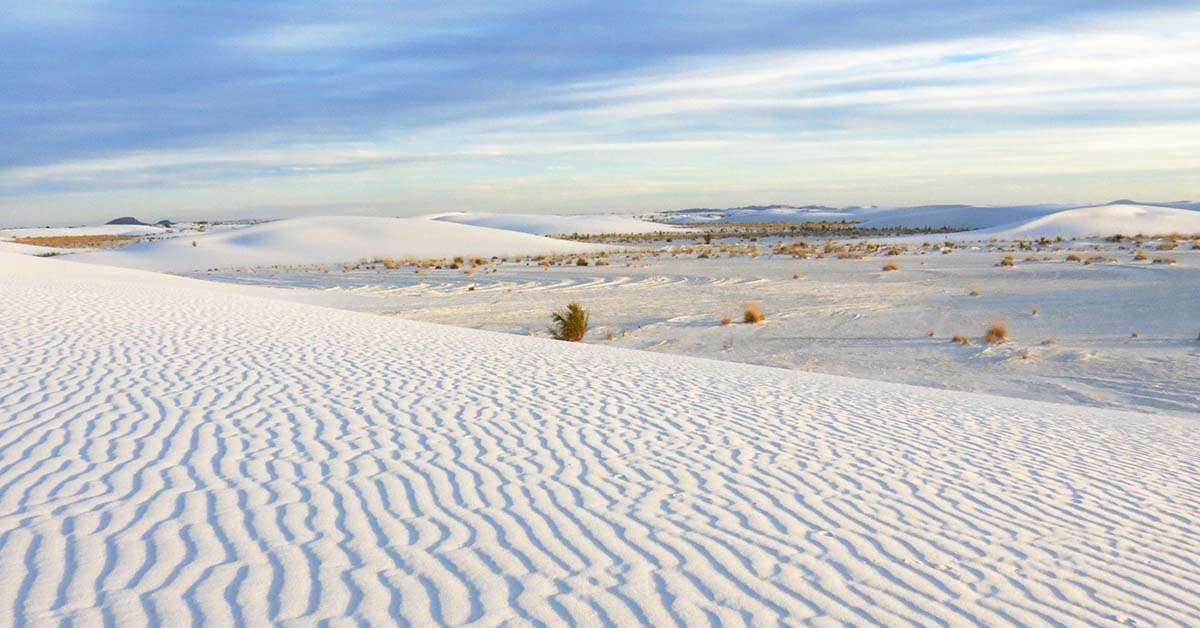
left=550, top=302, right=590, bottom=341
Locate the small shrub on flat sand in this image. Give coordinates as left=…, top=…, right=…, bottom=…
left=968, top=287, right=981, bottom=297
left=985, top=322, right=1008, bottom=345
left=575, top=257, right=589, bottom=266
left=951, top=334, right=970, bottom=345
left=549, top=303, right=590, bottom=341
left=1000, top=255, right=1015, bottom=267
left=882, top=262, right=899, bottom=272
left=1065, top=253, right=1083, bottom=262
left=1041, top=338, right=1056, bottom=346
left=1133, top=250, right=1149, bottom=261
left=1152, top=256, right=1177, bottom=265
left=742, top=302, right=765, bottom=324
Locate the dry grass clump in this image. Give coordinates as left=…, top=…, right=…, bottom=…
left=13, top=234, right=142, bottom=249
left=1152, top=256, right=1177, bottom=265
left=999, top=255, right=1015, bottom=267
left=742, top=301, right=765, bottom=324
left=984, top=322, right=1009, bottom=345
left=968, top=287, right=981, bottom=297
left=951, top=334, right=970, bottom=345
left=1065, top=253, right=1083, bottom=262
left=549, top=302, right=590, bottom=341
left=1133, top=250, right=1148, bottom=261
left=720, top=315, right=734, bottom=326
left=881, top=261, right=899, bottom=272
left=1041, top=338, right=1056, bottom=346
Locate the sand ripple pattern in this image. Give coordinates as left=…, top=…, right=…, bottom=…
left=1, top=258, right=1198, bottom=627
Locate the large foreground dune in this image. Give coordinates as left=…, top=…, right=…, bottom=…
left=1, top=252, right=1197, bottom=626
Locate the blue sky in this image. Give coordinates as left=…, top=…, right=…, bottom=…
left=2, top=1, right=1198, bottom=225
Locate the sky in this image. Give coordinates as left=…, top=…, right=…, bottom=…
left=1, top=1, right=1198, bottom=226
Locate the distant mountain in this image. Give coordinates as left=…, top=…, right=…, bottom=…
left=106, top=216, right=150, bottom=226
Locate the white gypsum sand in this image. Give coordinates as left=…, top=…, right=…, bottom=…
left=200, top=242, right=1200, bottom=416
left=70, top=215, right=608, bottom=272
left=2, top=251, right=1198, bottom=626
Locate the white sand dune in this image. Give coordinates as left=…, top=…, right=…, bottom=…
left=0, top=224, right=166, bottom=239
left=968, top=203, right=1200, bottom=240
left=0, top=240, right=67, bottom=256
left=70, top=215, right=606, bottom=272
left=2, top=251, right=1197, bottom=626
left=431, top=211, right=682, bottom=236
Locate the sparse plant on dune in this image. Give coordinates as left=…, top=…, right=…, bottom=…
left=1133, top=250, right=1148, bottom=261
left=882, top=262, right=899, bottom=272
left=742, top=302, right=765, bottom=324
left=1065, top=253, right=1082, bottom=262
left=985, top=322, right=1008, bottom=345
left=1152, top=257, right=1177, bottom=265
left=1000, top=255, right=1015, bottom=267
left=549, top=303, right=590, bottom=341
left=968, top=287, right=980, bottom=297
left=951, top=334, right=970, bottom=345
left=720, top=315, right=734, bottom=326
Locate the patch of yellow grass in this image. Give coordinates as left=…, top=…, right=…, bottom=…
left=742, top=302, right=765, bottom=324
left=984, top=322, right=1008, bottom=345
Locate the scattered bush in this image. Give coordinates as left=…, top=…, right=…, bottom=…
left=882, top=262, right=899, bottom=272
left=968, top=287, right=981, bottom=297
left=999, top=255, right=1015, bottom=267
left=720, top=315, right=734, bottom=326
left=549, top=302, right=590, bottom=341
left=984, top=322, right=1008, bottom=345
left=1065, top=253, right=1082, bottom=262
left=742, top=301, right=765, bottom=324
left=1133, top=250, right=1148, bottom=261
left=951, top=334, right=970, bottom=345
left=1152, top=257, right=1177, bottom=265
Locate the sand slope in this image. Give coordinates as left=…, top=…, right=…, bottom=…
left=431, top=211, right=681, bottom=235
left=972, top=203, right=1200, bottom=239
left=70, top=215, right=605, bottom=272
left=0, top=224, right=166, bottom=239
left=1, top=252, right=1197, bottom=626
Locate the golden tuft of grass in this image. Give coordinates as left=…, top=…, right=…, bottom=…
left=968, top=287, right=981, bottom=297
left=951, top=334, right=970, bottom=345
left=881, top=262, right=899, bottom=272
left=999, top=255, right=1015, bottom=267
left=984, top=322, right=1008, bottom=345
left=1133, top=250, right=1148, bottom=261
left=549, top=302, right=590, bottom=341
left=720, top=315, right=734, bottom=326
left=1065, top=253, right=1083, bottom=262
left=742, top=302, right=765, bottom=324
